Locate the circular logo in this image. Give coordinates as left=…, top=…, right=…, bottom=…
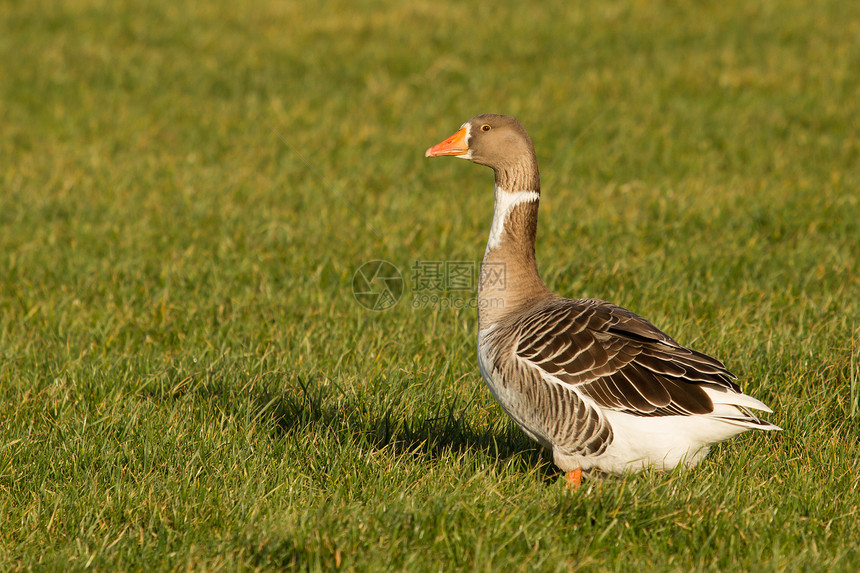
left=352, top=260, right=404, bottom=311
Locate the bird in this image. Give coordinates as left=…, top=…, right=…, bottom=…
left=424, top=114, right=781, bottom=488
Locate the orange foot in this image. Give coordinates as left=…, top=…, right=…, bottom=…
left=565, top=468, right=582, bottom=490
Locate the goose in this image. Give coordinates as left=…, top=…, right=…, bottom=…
left=425, top=114, right=780, bottom=487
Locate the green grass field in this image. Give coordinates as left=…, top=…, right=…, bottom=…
left=2, top=0, right=859, bottom=570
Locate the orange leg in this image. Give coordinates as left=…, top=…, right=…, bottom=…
left=565, top=468, right=582, bottom=490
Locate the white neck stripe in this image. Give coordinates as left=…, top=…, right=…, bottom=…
left=486, top=186, right=539, bottom=252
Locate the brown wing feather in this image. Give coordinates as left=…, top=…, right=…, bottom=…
left=515, top=298, right=737, bottom=417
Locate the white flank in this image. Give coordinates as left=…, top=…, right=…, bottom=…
left=491, top=353, right=780, bottom=473
left=486, top=186, right=540, bottom=252
left=583, top=409, right=742, bottom=473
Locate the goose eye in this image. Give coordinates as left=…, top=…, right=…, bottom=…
left=481, top=124, right=491, bottom=132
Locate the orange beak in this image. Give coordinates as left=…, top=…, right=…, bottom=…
left=425, top=127, right=469, bottom=158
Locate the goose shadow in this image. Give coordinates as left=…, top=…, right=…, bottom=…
left=207, top=374, right=560, bottom=483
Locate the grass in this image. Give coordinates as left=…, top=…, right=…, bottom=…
left=1, top=0, right=859, bottom=570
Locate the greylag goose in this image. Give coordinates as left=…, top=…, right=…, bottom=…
left=425, top=114, right=780, bottom=487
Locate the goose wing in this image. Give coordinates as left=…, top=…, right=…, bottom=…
left=515, top=298, right=737, bottom=417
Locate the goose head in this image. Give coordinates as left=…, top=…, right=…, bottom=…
left=424, top=113, right=540, bottom=192
left=425, top=114, right=537, bottom=177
